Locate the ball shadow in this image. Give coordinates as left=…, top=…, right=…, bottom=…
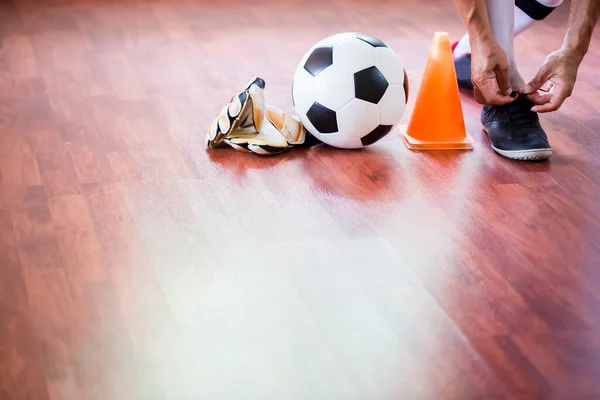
left=299, top=143, right=402, bottom=201
left=206, top=139, right=402, bottom=202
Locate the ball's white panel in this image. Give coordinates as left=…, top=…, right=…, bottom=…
left=324, top=99, right=379, bottom=149
left=292, top=67, right=316, bottom=115
left=374, top=47, right=405, bottom=85
left=314, top=64, right=355, bottom=111
left=292, top=64, right=321, bottom=138
left=378, top=84, right=406, bottom=126
left=307, top=130, right=322, bottom=143
left=319, top=133, right=363, bottom=149
left=332, top=38, right=376, bottom=73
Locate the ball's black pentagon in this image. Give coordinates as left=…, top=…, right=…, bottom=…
left=360, top=125, right=393, bottom=146
left=355, top=33, right=387, bottom=48
left=306, top=102, right=338, bottom=134
left=354, top=66, right=389, bottom=104
left=303, top=47, right=333, bottom=76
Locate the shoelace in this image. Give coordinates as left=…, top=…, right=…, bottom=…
left=504, top=98, right=537, bottom=127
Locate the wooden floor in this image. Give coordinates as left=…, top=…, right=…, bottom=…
left=1, top=0, right=600, bottom=398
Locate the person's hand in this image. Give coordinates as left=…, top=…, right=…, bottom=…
left=522, top=48, right=581, bottom=113
left=470, top=38, right=517, bottom=105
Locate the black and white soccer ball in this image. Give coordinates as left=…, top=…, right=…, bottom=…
left=292, top=32, right=409, bottom=149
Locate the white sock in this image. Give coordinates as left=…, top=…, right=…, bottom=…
left=486, top=0, right=519, bottom=89
left=453, top=0, right=564, bottom=56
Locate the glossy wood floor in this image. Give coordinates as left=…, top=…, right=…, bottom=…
left=1, top=0, right=600, bottom=398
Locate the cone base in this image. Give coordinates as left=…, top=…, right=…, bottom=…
left=398, top=125, right=473, bottom=151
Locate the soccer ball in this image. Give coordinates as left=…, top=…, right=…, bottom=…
left=292, top=32, right=409, bottom=149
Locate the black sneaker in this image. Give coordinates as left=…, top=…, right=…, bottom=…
left=481, top=96, right=552, bottom=161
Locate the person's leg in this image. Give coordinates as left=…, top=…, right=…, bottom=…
left=480, top=0, right=553, bottom=161
left=453, top=0, right=564, bottom=90
left=486, top=0, right=523, bottom=89
left=453, top=0, right=565, bottom=56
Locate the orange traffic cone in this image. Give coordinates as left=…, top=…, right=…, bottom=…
left=400, top=32, right=473, bottom=150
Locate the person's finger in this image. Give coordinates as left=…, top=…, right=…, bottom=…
left=495, top=65, right=512, bottom=96
left=475, top=78, right=516, bottom=105
left=530, top=98, right=558, bottom=112
left=523, top=65, right=552, bottom=95
left=494, top=94, right=518, bottom=105
left=474, top=87, right=485, bottom=104
left=526, top=91, right=552, bottom=105
left=475, top=90, right=514, bottom=105
left=482, top=92, right=517, bottom=105
left=481, top=89, right=517, bottom=105
left=530, top=87, right=567, bottom=112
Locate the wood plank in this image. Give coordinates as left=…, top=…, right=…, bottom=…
left=0, top=0, right=599, bottom=398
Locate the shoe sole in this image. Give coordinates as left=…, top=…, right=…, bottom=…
left=483, top=128, right=552, bottom=161
left=491, top=145, right=553, bottom=161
